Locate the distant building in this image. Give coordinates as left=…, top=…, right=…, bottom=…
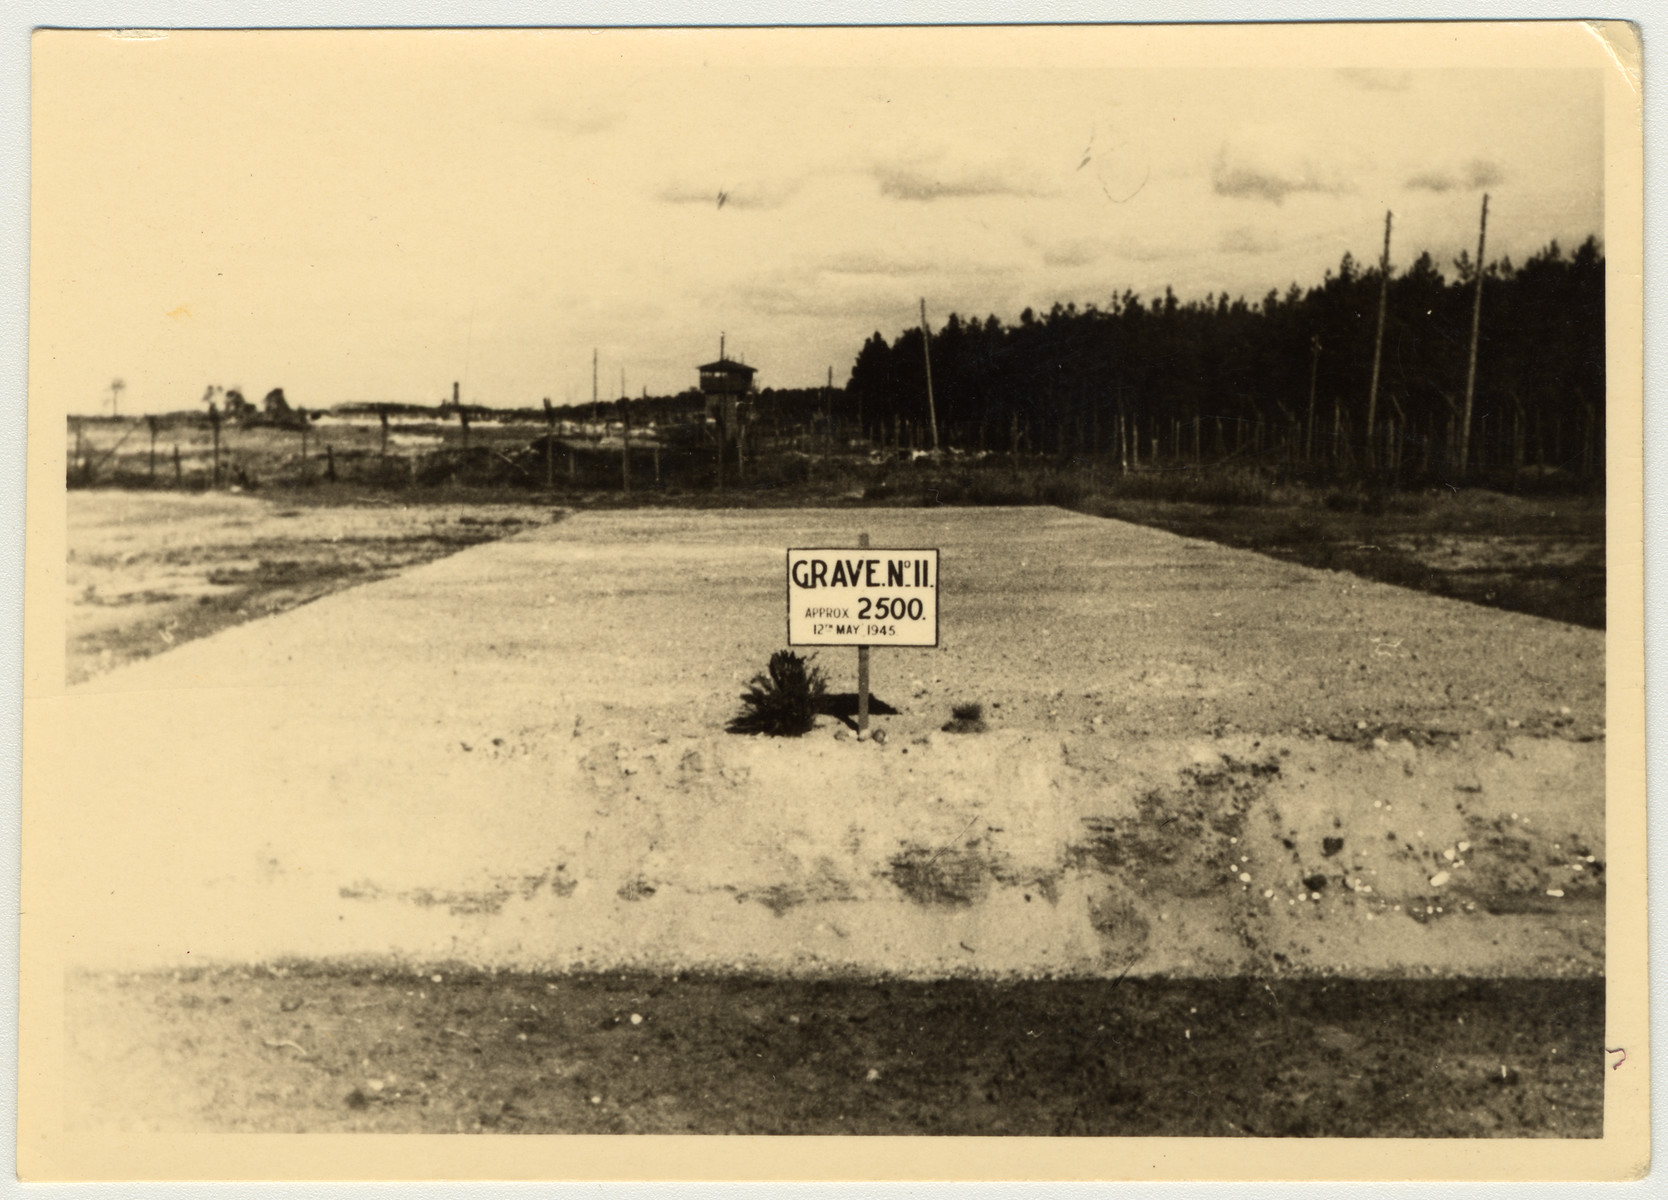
left=698, top=349, right=757, bottom=431
left=696, top=346, right=757, bottom=483
left=698, top=356, right=757, bottom=399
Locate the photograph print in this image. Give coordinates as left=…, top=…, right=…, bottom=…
left=19, top=21, right=1646, bottom=1182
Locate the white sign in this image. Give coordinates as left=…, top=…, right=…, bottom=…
left=786, top=547, right=939, bottom=647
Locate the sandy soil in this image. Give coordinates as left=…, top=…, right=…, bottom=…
left=40, top=506, right=1603, bottom=980
left=63, top=967, right=1602, bottom=1136
left=65, top=491, right=562, bottom=683
left=1089, top=488, right=1606, bottom=630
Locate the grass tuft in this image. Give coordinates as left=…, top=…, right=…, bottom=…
left=943, top=700, right=988, bottom=734
left=729, top=650, right=827, bottom=737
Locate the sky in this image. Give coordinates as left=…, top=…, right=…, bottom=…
left=31, top=30, right=1607, bottom=413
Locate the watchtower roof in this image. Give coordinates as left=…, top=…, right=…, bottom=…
left=697, top=358, right=757, bottom=376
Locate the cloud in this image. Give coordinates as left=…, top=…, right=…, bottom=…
left=1465, top=158, right=1506, bottom=188
left=1217, top=226, right=1281, bottom=255
left=819, top=249, right=1020, bottom=280
left=1337, top=68, right=1412, bottom=92
left=739, top=279, right=913, bottom=321
left=532, top=105, right=622, bottom=136
left=1405, top=169, right=1457, bottom=193
left=1405, top=159, right=1506, bottom=193
left=742, top=251, right=1024, bottom=321
left=1212, top=144, right=1353, bottom=204
left=873, top=160, right=1051, bottom=202
left=1038, top=238, right=1104, bottom=268
left=1106, top=234, right=1195, bottom=264
left=656, top=178, right=800, bottom=210
left=819, top=251, right=936, bottom=278
left=1022, top=229, right=1117, bottom=268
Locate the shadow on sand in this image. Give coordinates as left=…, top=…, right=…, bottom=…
left=817, top=692, right=900, bottom=731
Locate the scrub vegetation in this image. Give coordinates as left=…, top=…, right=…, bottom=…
left=729, top=650, right=827, bottom=737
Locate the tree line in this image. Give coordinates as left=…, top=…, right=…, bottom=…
left=842, top=236, right=1604, bottom=483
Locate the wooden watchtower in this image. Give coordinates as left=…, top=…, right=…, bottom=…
left=698, top=336, right=757, bottom=485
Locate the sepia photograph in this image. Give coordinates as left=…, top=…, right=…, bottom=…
left=17, top=21, right=1647, bottom=1182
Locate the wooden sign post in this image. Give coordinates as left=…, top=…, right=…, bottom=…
left=786, top=534, right=939, bottom=737
left=857, top=533, right=871, bottom=732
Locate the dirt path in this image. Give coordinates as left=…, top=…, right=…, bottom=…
left=35, top=507, right=1603, bottom=980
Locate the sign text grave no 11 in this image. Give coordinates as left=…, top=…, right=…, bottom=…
left=786, top=538, right=939, bottom=733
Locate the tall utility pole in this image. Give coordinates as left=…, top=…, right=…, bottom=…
left=646, top=386, right=660, bottom=483
left=1459, top=193, right=1490, bottom=478
left=1364, top=209, right=1392, bottom=470
left=619, top=367, right=631, bottom=494
left=920, top=298, right=940, bottom=452
left=592, top=349, right=599, bottom=424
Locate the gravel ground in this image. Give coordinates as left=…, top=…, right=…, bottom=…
left=66, top=490, right=561, bottom=683
left=38, top=505, right=1602, bottom=979
left=34, top=502, right=1612, bottom=1144
left=63, top=965, right=1603, bottom=1137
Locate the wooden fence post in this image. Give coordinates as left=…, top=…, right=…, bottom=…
left=1306, top=335, right=1320, bottom=464
left=739, top=410, right=748, bottom=481
left=1512, top=395, right=1525, bottom=481
left=210, top=404, right=221, bottom=488
left=543, top=399, right=556, bottom=490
